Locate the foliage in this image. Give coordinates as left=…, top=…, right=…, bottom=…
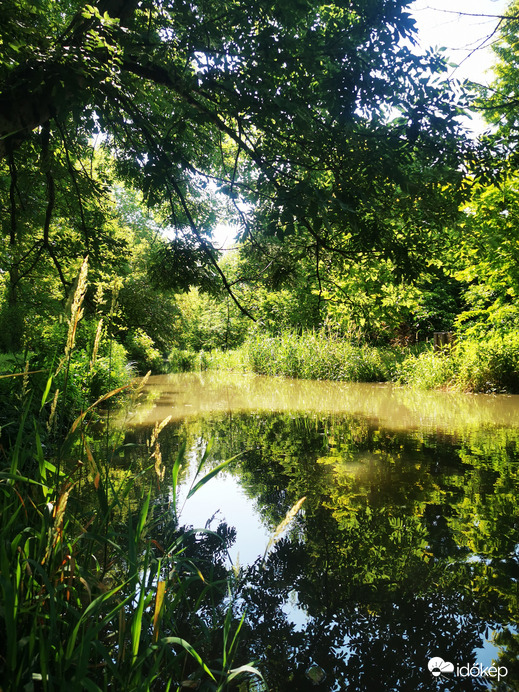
left=239, top=330, right=391, bottom=382
left=172, top=288, right=248, bottom=352
left=0, top=404, right=260, bottom=690
left=0, top=0, right=472, bottom=349
left=481, top=0, right=519, bottom=145
left=125, top=327, right=163, bottom=374
left=394, top=344, right=456, bottom=390
left=0, top=296, right=262, bottom=691
left=167, top=347, right=207, bottom=373
left=396, top=335, right=519, bottom=394
left=454, top=332, right=519, bottom=393
left=451, top=177, right=519, bottom=337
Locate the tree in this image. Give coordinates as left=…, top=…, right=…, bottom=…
left=481, top=0, right=519, bottom=144
left=0, top=0, right=471, bottom=350
left=451, top=177, right=519, bottom=336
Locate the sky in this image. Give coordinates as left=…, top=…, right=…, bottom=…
left=410, top=0, right=510, bottom=86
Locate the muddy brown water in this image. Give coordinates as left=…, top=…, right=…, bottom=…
left=123, top=372, right=519, bottom=690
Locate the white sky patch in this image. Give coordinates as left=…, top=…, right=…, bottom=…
left=410, top=1, right=511, bottom=132
left=211, top=223, right=240, bottom=249
left=410, top=0, right=509, bottom=85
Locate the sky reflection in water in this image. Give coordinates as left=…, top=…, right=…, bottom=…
left=127, top=372, right=519, bottom=690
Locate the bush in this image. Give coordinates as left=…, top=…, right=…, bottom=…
left=125, top=328, right=164, bottom=374
left=167, top=346, right=208, bottom=372
left=87, top=340, right=134, bottom=400
left=394, top=346, right=455, bottom=390
left=394, top=334, right=519, bottom=393
left=454, top=333, right=519, bottom=393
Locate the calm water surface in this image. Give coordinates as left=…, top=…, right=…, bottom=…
left=125, top=372, right=519, bottom=690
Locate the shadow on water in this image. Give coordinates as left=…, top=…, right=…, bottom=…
left=123, top=373, right=519, bottom=690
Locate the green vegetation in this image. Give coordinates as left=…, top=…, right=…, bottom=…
left=3, top=0, right=519, bottom=687
left=204, top=330, right=519, bottom=394
left=207, top=331, right=394, bottom=382
left=0, top=276, right=263, bottom=690
left=2, top=0, right=519, bottom=390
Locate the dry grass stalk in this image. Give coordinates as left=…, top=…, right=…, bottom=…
left=153, top=444, right=165, bottom=482
left=66, top=257, right=88, bottom=356
left=22, top=360, right=30, bottom=398
left=131, top=370, right=151, bottom=405
left=43, top=483, right=73, bottom=564
left=149, top=415, right=172, bottom=451
left=56, top=257, right=88, bottom=375
left=263, top=496, right=306, bottom=561
left=90, top=318, right=103, bottom=369
left=47, top=388, right=59, bottom=431
left=150, top=416, right=171, bottom=483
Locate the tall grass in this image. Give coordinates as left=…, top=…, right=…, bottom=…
left=0, top=261, right=263, bottom=691
left=395, top=332, right=519, bottom=393
left=207, top=331, right=393, bottom=382
left=204, top=329, right=519, bottom=394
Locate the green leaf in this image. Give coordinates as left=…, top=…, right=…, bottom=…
left=161, top=637, right=217, bottom=681
left=187, top=454, right=241, bottom=500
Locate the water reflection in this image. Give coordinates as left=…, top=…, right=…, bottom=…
left=126, top=373, right=519, bottom=690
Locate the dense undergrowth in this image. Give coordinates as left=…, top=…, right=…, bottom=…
left=203, top=330, right=519, bottom=394
left=0, top=265, right=263, bottom=691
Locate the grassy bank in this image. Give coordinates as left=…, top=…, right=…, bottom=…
left=0, top=379, right=259, bottom=690
left=204, top=330, right=519, bottom=394
left=0, top=265, right=262, bottom=690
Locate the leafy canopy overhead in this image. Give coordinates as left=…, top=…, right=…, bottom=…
left=0, top=0, right=470, bottom=310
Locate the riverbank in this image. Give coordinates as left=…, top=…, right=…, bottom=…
left=199, top=330, right=519, bottom=394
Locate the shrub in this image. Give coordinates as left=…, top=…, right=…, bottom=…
left=125, top=328, right=164, bottom=374
left=167, top=346, right=200, bottom=372
left=87, top=340, right=133, bottom=400
left=454, top=333, right=519, bottom=393
left=394, top=346, right=455, bottom=390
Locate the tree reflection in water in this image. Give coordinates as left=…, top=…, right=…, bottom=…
left=128, top=406, right=519, bottom=690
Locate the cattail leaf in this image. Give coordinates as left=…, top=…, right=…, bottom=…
left=171, top=441, right=186, bottom=516
left=195, top=438, right=214, bottom=476
left=136, top=488, right=151, bottom=538
left=161, top=637, right=217, bottom=681
left=226, top=664, right=266, bottom=684
left=187, top=458, right=231, bottom=500
left=40, top=375, right=53, bottom=409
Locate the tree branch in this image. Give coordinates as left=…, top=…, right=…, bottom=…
left=41, top=122, right=55, bottom=248
left=164, top=178, right=256, bottom=321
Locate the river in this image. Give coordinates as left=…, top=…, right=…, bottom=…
left=121, top=371, right=519, bottom=690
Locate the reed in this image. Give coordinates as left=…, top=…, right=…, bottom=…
left=208, top=330, right=391, bottom=382
left=395, top=333, right=519, bottom=393
left=0, top=269, right=264, bottom=690
left=205, top=329, right=519, bottom=394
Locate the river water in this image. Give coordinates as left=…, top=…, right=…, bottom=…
left=123, top=372, right=519, bottom=690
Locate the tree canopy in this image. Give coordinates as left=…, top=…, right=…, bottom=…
left=0, top=0, right=471, bottom=343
